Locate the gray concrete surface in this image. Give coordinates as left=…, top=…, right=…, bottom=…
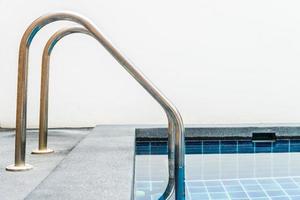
left=0, top=126, right=136, bottom=200
left=0, top=129, right=90, bottom=200
left=25, top=126, right=136, bottom=200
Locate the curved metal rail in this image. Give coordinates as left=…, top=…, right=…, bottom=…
left=32, top=27, right=93, bottom=154
left=35, top=28, right=177, bottom=199
left=6, top=12, right=185, bottom=200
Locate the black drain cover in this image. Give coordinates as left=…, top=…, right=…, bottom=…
left=252, top=132, right=276, bottom=142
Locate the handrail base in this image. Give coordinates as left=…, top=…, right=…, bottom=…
left=32, top=148, right=54, bottom=154
left=6, top=164, right=33, bottom=171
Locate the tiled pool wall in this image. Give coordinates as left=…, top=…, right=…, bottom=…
left=136, top=126, right=300, bottom=155
left=136, top=139, right=300, bottom=155
left=135, top=127, right=300, bottom=200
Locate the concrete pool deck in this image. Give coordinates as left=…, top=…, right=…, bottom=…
left=0, top=126, right=136, bottom=200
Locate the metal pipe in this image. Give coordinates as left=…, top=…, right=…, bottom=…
left=6, top=12, right=185, bottom=200
left=159, top=113, right=176, bottom=200
left=32, top=27, right=92, bottom=154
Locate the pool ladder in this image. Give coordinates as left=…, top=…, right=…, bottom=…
left=6, top=12, right=186, bottom=200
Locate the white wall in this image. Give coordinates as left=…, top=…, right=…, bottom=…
left=1, top=0, right=300, bottom=128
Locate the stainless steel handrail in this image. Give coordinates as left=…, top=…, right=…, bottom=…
left=32, top=27, right=93, bottom=154
left=5, top=12, right=185, bottom=200
left=34, top=27, right=177, bottom=199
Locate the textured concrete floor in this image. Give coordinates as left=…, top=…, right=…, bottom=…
left=0, top=126, right=136, bottom=200
left=0, top=129, right=90, bottom=200
left=26, top=126, right=135, bottom=200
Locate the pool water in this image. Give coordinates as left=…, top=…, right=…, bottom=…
left=135, top=139, right=300, bottom=200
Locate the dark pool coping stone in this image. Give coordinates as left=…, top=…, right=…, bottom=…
left=135, top=124, right=300, bottom=140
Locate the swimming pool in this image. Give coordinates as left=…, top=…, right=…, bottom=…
left=135, top=139, right=300, bottom=200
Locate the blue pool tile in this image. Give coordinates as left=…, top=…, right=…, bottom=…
left=255, top=142, right=272, bottom=153
left=136, top=181, right=149, bottom=186
left=206, top=186, right=225, bottom=193
left=136, top=141, right=150, bottom=146
left=279, top=183, right=299, bottom=190
left=136, top=142, right=150, bottom=148
left=275, top=178, right=294, bottom=183
left=257, top=179, right=276, bottom=185
left=136, top=150, right=150, bottom=155
left=271, top=197, right=290, bottom=200
left=290, top=140, right=300, bottom=152
left=186, top=143, right=202, bottom=154
left=243, top=184, right=262, bottom=191
left=203, top=141, right=220, bottom=154
left=151, top=182, right=165, bottom=188
left=240, top=179, right=257, bottom=185
left=222, top=180, right=240, bottom=186
left=205, top=181, right=222, bottom=187
left=136, top=142, right=151, bottom=155
left=247, top=191, right=267, bottom=198
left=150, top=142, right=167, bottom=155
left=224, top=185, right=244, bottom=192
left=291, top=196, right=300, bottom=200
left=260, top=184, right=281, bottom=191
left=238, top=141, right=254, bottom=153
left=272, top=140, right=289, bottom=153
left=190, top=193, right=210, bottom=200
left=221, top=141, right=238, bottom=154
left=189, top=187, right=207, bottom=193
left=228, top=191, right=248, bottom=199
left=285, top=189, right=300, bottom=196
left=265, top=190, right=286, bottom=197
left=209, top=192, right=228, bottom=199
left=293, top=177, right=300, bottom=183
left=187, top=181, right=205, bottom=187
left=290, top=140, right=300, bottom=144
left=186, top=141, right=203, bottom=146
left=185, top=140, right=202, bottom=144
